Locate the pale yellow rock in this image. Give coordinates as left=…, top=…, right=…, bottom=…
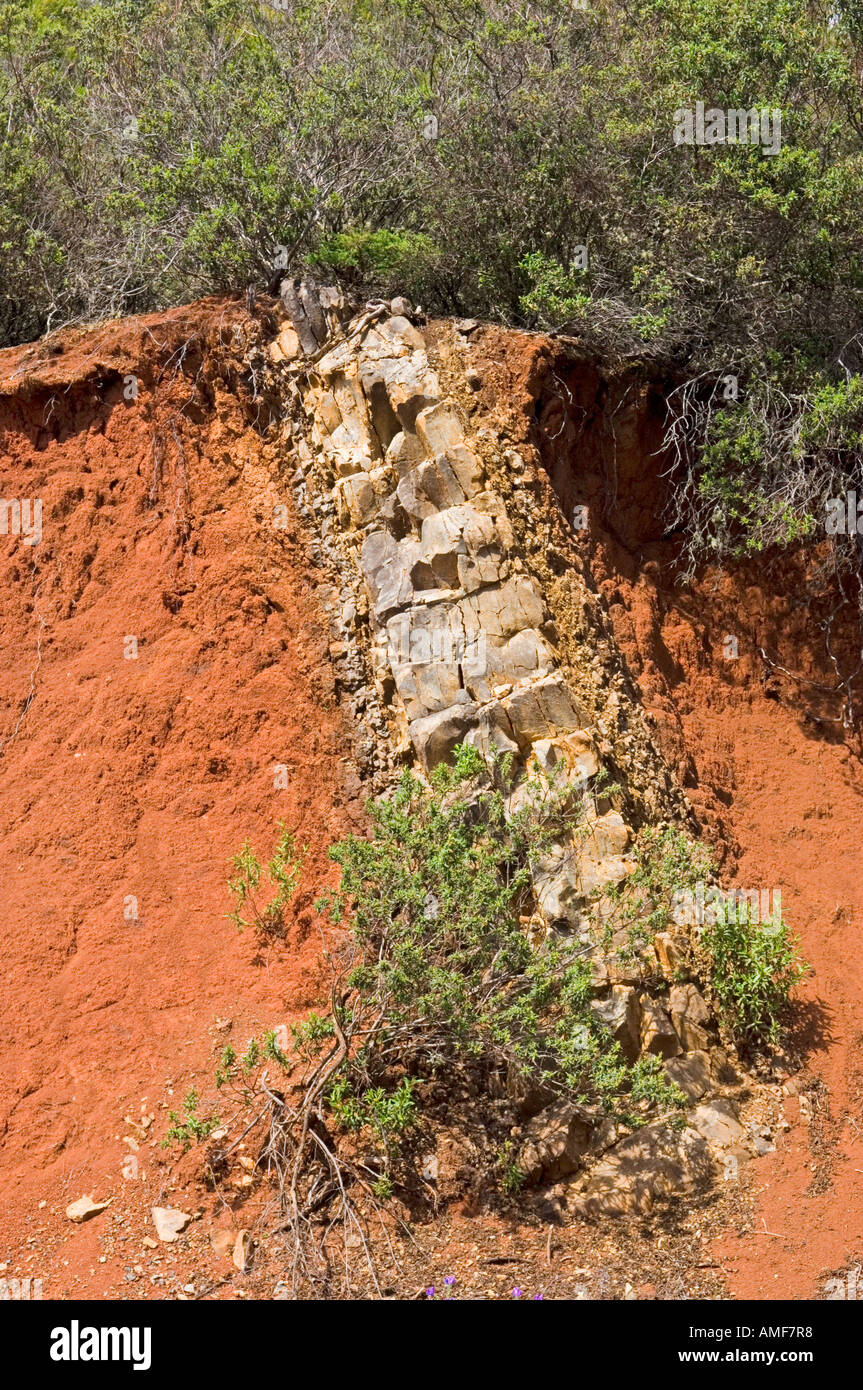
left=210, top=1229, right=234, bottom=1259
left=151, top=1206, right=192, bottom=1242
left=233, top=1228, right=253, bottom=1271
left=276, top=326, right=301, bottom=361
left=66, top=1195, right=111, bottom=1223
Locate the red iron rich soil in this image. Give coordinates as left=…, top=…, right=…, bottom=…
left=0, top=300, right=364, bottom=1297
left=476, top=324, right=863, bottom=1300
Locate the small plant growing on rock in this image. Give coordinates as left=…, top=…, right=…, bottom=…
left=495, top=1140, right=525, bottom=1195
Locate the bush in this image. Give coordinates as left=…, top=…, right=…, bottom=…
left=318, top=745, right=684, bottom=1124
left=226, top=822, right=306, bottom=943
left=700, top=903, right=807, bottom=1044
left=4, top=0, right=862, bottom=561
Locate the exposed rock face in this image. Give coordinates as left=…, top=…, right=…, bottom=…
left=264, top=288, right=750, bottom=1215
left=519, top=1101, right=593, bottom=1183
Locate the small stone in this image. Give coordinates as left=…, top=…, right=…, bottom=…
left=151, top=1206, right=192, bottom=1242
left=211, top=1229, right=234, bottom=1259
left=233, top=1229, right=253, bottom=1272
left=66, top=1196, right=111, bottom=1223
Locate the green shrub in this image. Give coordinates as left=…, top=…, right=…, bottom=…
left=162, top=1088, right=220, bottom=1151
left=311, top=228, right=440, bottom=299
left=226, top=822, right=306, bottom=942
left=317, top=745, right=685, bottom=1123
left=700, top=903, right=807, bottom=1045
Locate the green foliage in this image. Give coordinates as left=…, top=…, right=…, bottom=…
left=0, top=0, right=859, bottom=371
left=319, top=745, right=686, bottom=1121
left=518, top=252, right=590, bottom=330
left=311, top=228, right=440, bottom=299
left=162, top=1088, right=220, bottom=1151
left=214, top=1029, right=291, bottom=1091
left=327, top=1076, right=418, bottom=1144
left=495, top=1140, right=525, bottom=1195
left=227, top=822, right=306, bottom=942
left=700, top=902, right=808, bottom=1044
left=601, top=823, right=713, bottom=962
left=3, top=0, right=860, bottom=556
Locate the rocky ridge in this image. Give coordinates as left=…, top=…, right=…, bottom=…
left=258, top=279, right=766, bottom=1217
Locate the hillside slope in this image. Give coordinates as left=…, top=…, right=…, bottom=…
left=0, top=297, right=861, bottom=1300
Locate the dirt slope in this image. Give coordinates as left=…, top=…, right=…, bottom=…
left=2, top=303, right=862, bottom=1301
left=483, top=328, right=863, bottom=1300
left=0, top=300, right=364, bottom=1296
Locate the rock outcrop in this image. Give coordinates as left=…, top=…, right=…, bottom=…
left=261, top=284, right=755, bottom=1214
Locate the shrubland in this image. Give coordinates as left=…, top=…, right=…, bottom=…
left=3, top=0, right=863, bottom=557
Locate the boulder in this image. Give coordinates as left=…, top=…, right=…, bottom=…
left=500, top=676, right=586, bottom=750
left=577, top=811, right=635, bottom=897
left=334, top=466, right=390, bottom=527
left=571, top=1121, right=715, bottom=1218
left=409, top=700, right=478, bottom=770
left=386, top=429, right=427, bottom=478
left=689, top=1098, right=745, bottom=1150
left=397, top=457, right=469, bottom=520
left=669, top=983, right=712, bottom=1052
left=268, top=326, right=301, bottom=364
left=585, top=810, right=630, bottom=858
left=420, top=504, right=503, bottom=591
left=533, top=841, right=583, bottom=923
left=590, top=985, right=642, bottom=1063
left=442, top=445, right=485, bottom=496
left=531, top=731, right=600, bottom=789
left=463, top=576, right=545, bottom=641
left=415, top=402, right=465, bottom=455
left=359, top=353, right=440, bottom=431
left=281, top=275, right=327, bottom=354
left=361, top=530, right=422, bottom=618
left=639, top=996, right=681, bottom=1059
left=654, top=930, right=686, bottom=980
left=463, top=703, right=521, bottom=761
left=519, top=1100, right=593, bottom=1184
left=664, top=1050, right=712, bottom=1100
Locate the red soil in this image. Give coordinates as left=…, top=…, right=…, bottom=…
left=0, top=300, right=364, bottom=1297
left=524, top=341, right=863, bottom=1300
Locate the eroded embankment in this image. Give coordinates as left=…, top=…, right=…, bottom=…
left=468, top=326, right=863, bottom=1299
left=260, top=293, right=776, bottom=1259
left=0, top=300, right=365, bottom=1297
left=2, top=295, right=861, bottom=1301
